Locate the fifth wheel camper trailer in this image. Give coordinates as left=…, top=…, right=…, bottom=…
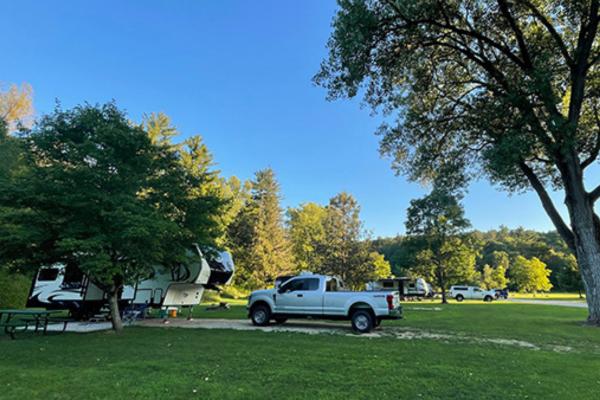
left=366, top=277, right=433, bottom=299
left=26, top=246, right=234, bottom=319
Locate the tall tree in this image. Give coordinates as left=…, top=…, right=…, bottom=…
left=406, top=186, right=474, bottom=303
left=510, top=256, right=553, bottom=293
left=317, top=193, right=390, bottom=288
left=232, top=169, right=293, bottom=288
left=287, top=202, right=327, bottom=272
left=0, top=103, right=225, bottom=331
left=317, top=0, right=600, bottom=323
left=480, top=264, right=509, bottom=290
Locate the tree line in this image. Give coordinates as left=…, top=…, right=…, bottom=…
left=0, top=89, right=391, bottom=330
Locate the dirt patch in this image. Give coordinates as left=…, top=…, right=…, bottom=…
left=138, top=318, right=577, bottom=353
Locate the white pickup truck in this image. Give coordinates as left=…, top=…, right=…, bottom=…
left=247, top=273, right=402, bottom=333
left=449, top=285, right=496, bottom=302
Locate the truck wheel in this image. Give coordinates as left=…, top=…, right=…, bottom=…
left=484, top=295, right=493, bottom=302
left=251, top=304, right=271, bottom=326
left=455, top=294, right=464, bottom=302
left=351, top=310, right=374, bottom=334
left=274, top=317, right=287, bottom=325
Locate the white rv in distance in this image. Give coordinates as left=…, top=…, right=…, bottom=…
left=366, top=277, right=433, bottom=299
left=26, top=246, right=234, bottom=319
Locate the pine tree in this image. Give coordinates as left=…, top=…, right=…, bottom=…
left=232, top=169, right=293, bottom=288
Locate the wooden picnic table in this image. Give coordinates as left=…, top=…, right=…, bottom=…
left=0, top=309, right=66, bottom=339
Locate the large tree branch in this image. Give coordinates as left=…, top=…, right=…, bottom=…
left=589, top=184, right=600, bottom=203
left=384, top=0, right=528, bottom=70
left=521, top=0, right=574, bottom=66
left=568, top=0, right=600, bottom=125
left=519, top=161, right=576, bottom=251
left=497, top=0, right=533, bottom=68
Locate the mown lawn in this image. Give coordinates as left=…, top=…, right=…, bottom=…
left=1, top=303, right=599, bottom=400
left=510, top=292, right=586, bottom=301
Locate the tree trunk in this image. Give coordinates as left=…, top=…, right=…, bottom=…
left=108, top=288, right=124, bottom=332
left=436, top=266, right=447, bottom=304
left=561, top=159, right=600, bottom=324
left=571, top=226, right=600, bottom=324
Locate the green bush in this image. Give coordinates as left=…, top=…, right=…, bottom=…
left=0, top=270, right=31, bottom=309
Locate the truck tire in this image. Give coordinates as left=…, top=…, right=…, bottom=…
left=484, top=295, right=493, bottom=302
left=455, top=294, right=464, bottom=302
left=274, top=317, right=287, bottom=325
left=351, top=310, right=374, bottom=334
left=250, top=304, right=271, bottom=326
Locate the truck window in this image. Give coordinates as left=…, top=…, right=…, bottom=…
left=306, top=278, right=319, bottom=291
left=281, top=277, right=319, bottom=292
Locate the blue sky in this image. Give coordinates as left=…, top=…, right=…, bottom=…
left=1, top=0, right=564, bottom=237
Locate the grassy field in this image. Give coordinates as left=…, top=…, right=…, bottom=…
left=2, top=302, right=600, bottom=399
left=510, top=292, right=586, bottom=301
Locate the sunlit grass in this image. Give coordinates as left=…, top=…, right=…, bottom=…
left=511, top=292, right=585, bottom=301
left=1, top=302, right=599, bottom=399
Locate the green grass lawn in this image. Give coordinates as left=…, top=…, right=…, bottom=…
left=1, top=303, right=599, bottom=399
left=510, top=292, right=586, bottom=301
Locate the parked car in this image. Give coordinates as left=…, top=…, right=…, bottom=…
left=449, top=285, right=496, bottom=302
left=494, top=288, right=509, bottom=300
left=247, top=272, right=403, bottom=333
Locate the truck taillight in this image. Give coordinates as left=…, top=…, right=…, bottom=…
left=386, top=294, right=394, bottom=310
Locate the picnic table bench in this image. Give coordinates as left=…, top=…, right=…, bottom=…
left=0, top=309, right=69, bottom=339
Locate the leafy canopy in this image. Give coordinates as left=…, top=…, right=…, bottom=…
left=0, top=103, right=225, bottom=289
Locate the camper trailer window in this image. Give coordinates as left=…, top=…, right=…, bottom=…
left=383, top=281, right=394, bottom=288
left=326, top=279, right=337, bottom=292
left=38, top=268, right=59, bottom=281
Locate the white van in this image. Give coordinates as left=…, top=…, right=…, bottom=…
left=449, top=286, right=495, bottom=302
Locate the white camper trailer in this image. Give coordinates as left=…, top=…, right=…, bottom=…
left=366, top=277, right=433, bottom=299
left=26, top=246, right=235, bottom=319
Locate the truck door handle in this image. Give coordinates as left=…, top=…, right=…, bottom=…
left=296, top=294, right=303, bottom=297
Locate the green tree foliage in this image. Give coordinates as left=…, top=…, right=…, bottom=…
left=229, top=169, right=293, bottom=288
left=317, top=0, right=600, bottom=322
left=551, top=251, right=584, bottom=296
left=406, top=185, right=474, bottom=303
left=480, top=264, right=508, bottom=290
left=320, top=193, right=390, bottom=287
left=0, top=83, right=34, bottom=131
left=142, top=112, right=178, bottom=145
left=0, top=270, right=30, bottom=309
left=510, top=256, right=553, bottom=293
left=287, top=202, right=327, bottom=272
left=0, top=103, right=225, bottom=330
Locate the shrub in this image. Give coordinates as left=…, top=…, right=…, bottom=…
left=0, top=270, right=31, bottom=308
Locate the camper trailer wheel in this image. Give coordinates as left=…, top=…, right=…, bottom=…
left=251, top=304, right=271, bottom=326
left=274, top=317, right=287, bottom=325
left=374, top=318, right=382, bottom=328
